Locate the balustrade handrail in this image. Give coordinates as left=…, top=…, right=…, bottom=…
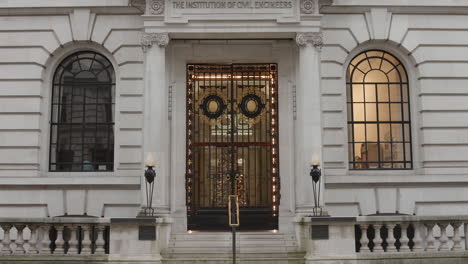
left=0, top=217, right=110, bottom=224
left=357, top=215, right=468, bottom=223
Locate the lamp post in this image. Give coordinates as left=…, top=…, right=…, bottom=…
left=310, top=162, right=322, bottom=216
left=144, top=153, right=156, bottom=216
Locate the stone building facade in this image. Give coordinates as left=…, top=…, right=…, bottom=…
left=1, top=0, right=468, bottom=263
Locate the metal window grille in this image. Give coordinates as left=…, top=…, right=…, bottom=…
left=49, top=51, right=115, bottom=172
left=347, top=50, right=413, bottom=169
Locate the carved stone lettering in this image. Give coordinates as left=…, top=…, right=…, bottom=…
left=172, top=0, right=293, bottom=9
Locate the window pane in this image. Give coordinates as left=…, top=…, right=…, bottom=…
left=353, top=103, right=365, bottom=121
left=392, top=143, right=404, bottom=161
left=404, top=124, right=411, bottom=142
left=352, top=84, right=364, bottom=102
left=405, top=143, right=412, bottom=162
left=379, top=123, right=391, bottom=142
left=387, top=69, right=401, bottom=82
left=389, top=84, right=401, bottom=102
left=377, top=84, right=389, bottom=102
left=403, top=103, right=410, bottom=120
left=366, top=124, right=378, bottom=142
left=352, top=70, right=365, bottom=83
left=369, top=57, right=381, bottom=70
left=402, top=84, right=409, bottom=102
left=381, top=142, right=392, bottom=162
left=366, top=103, right=377, bottom=121
left=380, top=60, right=393, bottom=73
left=390, top=104, right=402, bottom=121
left=391, top=124, right=403, bottom=141
left=364, top=84, right=376, bottom=102
left=378, top=103, right=390, bottom=121
left=383, top=53, right=400, bottom=67
left=357, top=60, right=371, bottom=73
left=354, top=124, right=365, bottom=142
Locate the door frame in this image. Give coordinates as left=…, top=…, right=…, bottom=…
left=169, top=40, right=297, bottom=234
left=185, top=63, right=280, bottom=231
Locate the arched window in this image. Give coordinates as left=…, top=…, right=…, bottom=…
left=49, top=51, right=115, bottom=171
left=347, top=50, right=412, bottom=169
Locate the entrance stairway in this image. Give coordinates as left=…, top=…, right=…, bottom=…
left=162, top=232, right=305, bottom=264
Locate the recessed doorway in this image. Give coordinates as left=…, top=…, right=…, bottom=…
left=186, top=64, right=280, bottom=231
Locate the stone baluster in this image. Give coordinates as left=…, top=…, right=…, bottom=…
left=399, top=223, right=411, bottom=252
left=81, top=225, right=92, bottom=255
left=54, top=225, right=65, bottom=254
left=426, top=222, right=436, bottom=251
left=95, top=225, right=106, bottom=254
left=452, top=222, right=463, bottom=251
left=14, top=225, right=26, bottom=254
left=1, top=224, right=12, bottom=254
left=386, top=223, right=397, bottom=252
left=372, top=224, right=384, bottom=252
left=359, top=224, right=370, bottom=253
left=67, top=225, right=78, bottom=254
left=39, top=225, right=51, bottom=254
left=412, top=222, right=424, bottom=252
left=27, top=225, right=39, bottom=254
left=438, top=223, right=450, bottom=251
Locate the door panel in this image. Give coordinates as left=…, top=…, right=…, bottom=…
left=186, top=64, right=279, bottom=231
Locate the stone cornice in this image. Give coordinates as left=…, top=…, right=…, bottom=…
left=296, top=32, right=323, bottom=50
left=141, top=32, right=170, bottom=52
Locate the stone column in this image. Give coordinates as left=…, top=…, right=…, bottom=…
left=141, top=32, right=170, bottom=215
left=295, top=32, right=324, bottom=212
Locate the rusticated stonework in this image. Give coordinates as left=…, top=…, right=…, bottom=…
left=149, top=0, right=164, bottom=15
left=141, top=32, right=170, bottom=52
left=296, top=32, right=323, bottom=50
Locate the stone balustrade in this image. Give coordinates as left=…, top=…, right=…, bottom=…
left=300, top=215, right=468, bottom=263
left=0, top=217, right=110, bottom=255
left=356, top=215, right=468, bottom=253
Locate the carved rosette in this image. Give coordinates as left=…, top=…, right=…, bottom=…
left=149, top=0, right=164, bottom=15
left=141, top=32, right=170, bottom=52
left=300, top=0, right=315, bottom=14
left=296, top=32, right=323, bottom=51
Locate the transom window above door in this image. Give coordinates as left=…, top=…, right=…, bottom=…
left=347, top=50, right=412, bottom=170
left=49, top=51, right=115, bottom=172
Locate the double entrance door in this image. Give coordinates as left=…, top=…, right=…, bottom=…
left=186, top=64, right=280, bottom=231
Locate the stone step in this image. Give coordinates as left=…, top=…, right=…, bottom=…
left=163, top=232, right=303, bottom=262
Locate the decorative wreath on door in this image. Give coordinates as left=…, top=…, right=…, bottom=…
left=236, top=87, right=267, bottom=125
left=198, top=88, right=228, bottom=125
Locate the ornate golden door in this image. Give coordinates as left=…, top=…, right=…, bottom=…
left=186, top=64, right=280, bottom=231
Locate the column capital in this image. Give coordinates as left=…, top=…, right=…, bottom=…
left=296, top=32, right=323, bottom=50
left=141, top=32, right=170, bottom=52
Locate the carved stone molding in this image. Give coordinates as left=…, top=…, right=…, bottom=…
left=300, top=0, right=333, bottom=15
left=296, top=32, right=323, bottom=50
left=141, top=33, right=170, bottom=52
left=300, top=0, right=315, bottom=14
left=149, top=0, right=164, bottom=15
left=129, top=0, right=145, bottom=13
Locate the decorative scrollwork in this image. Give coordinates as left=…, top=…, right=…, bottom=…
left=141, top=32, right=170, bottom=52
left=296, top=32, right=323, bottom=51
